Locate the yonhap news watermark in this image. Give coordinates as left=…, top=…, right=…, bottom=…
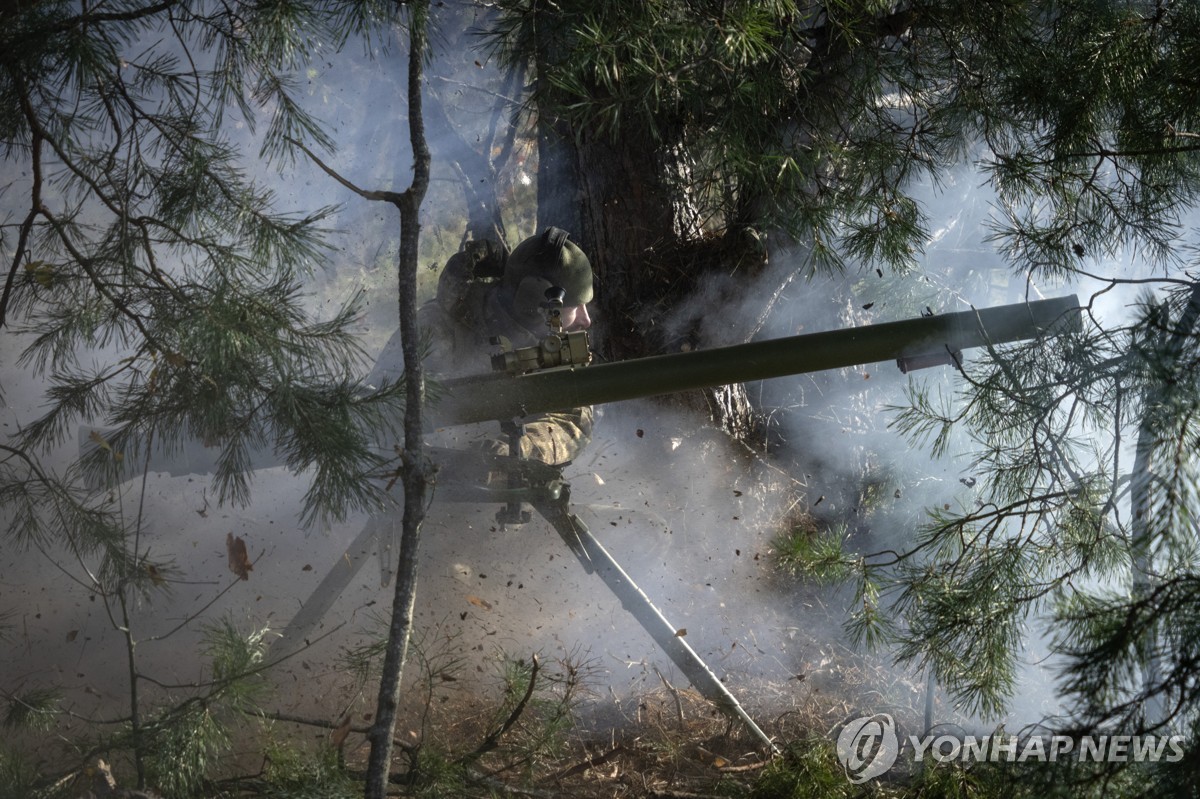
left=835, top=714, right=1188, bottom=784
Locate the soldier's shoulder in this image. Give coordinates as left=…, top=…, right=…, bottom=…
left=433, top=242, right=505, bottom=321
left=437, top=241, right=504, bottom=300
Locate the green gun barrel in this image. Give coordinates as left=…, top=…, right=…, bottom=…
left=432, top=295, right=1080, bottom=427
left=80, top=296, right=1079, bottom=478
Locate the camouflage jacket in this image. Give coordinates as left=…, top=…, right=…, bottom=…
left=369, top=245, right=593, bottom=467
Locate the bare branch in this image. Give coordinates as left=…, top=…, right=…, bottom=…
left=285, top=136, right=405, bottom=205
left=464, top=655, right=541, bottom=763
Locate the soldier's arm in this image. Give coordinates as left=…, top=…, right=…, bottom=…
left=516, top=406, right=594, bottom=467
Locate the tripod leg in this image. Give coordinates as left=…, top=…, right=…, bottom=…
left=269, top=515, right=384, bottom=658
left=533, top=496, right=777, bottom=753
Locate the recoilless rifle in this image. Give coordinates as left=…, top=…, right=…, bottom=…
left=85, top=292, right=1081, bottom=752
left=270, top=291, right=1081, bottom=753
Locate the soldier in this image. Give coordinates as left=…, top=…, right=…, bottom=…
left=369, top=227, right=595, bottom=466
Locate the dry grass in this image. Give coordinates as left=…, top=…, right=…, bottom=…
left=319, top=628, right=935, bottom=798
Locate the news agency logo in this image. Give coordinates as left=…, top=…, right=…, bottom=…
left=835, top=714, right=1187, bottom=783
left=836, top=713, right=900, bottom=784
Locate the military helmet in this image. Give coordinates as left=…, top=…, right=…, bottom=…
left=503, top=227, right=594, bottom=306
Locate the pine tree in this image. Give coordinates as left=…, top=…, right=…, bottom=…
left=487, top=0, right=1200, bottom=765
left=882, top=4, right=1200, bottom=746
left=0, top=1, right=412, bottom=790
left=1, top=2, right=406, bottom=538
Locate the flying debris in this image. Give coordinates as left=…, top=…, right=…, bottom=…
left=226, top=533, right=253, bottom=581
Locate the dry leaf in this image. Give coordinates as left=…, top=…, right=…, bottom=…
left=145, top=563, right=166, bottom=586
left=88, top=429, right=123, bottom=462
left=695, top=746, right=729, bottom=768
left=675, top=628, right=687, bottom=637
left=466, top=595, right=492, bottom=610
left=94, top=758, right=117, bottom=791
left=330, top=715, right=353, bottom=750
left=226, top=533, right=252, bottom=581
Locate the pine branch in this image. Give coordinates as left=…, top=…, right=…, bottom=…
left=462, top=655, right=541, bottom=764
left=17, top=0, right=180, bottom=32
left=248, top=709, right=416, bottom=752
left=0, top=114, right=42, bottom=329
left=285, top=135, right=406, bottom=204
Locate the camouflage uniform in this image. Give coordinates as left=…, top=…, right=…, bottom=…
left=370, top=238, right=593, bottom=467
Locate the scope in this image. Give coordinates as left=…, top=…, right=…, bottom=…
left=490, top=285, right=593, bottom=375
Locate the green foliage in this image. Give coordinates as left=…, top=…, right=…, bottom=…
left=487, top=655, right=579, bottom=769
left=751, top=737, right=852, bottom=799
left=0, top=0, right=407, bottom=540
left=2, top=687, right=60, bottom=732
left=0, top=444, right=126, bottom=554
left=137, top=619, right=273, bottom=796
left=259, top=739, right=359, bottom=799
left=901, top=758, right=1090, bottom=799
left=889, top=382, right=964, bottom=460
left=876, top=284, right=1200, bottom=729
left=846, top=573, right=896, bottom=654
left=488, top=0, right=947, bottom=270
left=407, top=747, right=470, bottom=799
left=747, top=741, right=1181, bottom=799
left=980, top=3, right=1200, bottom=278
left=773, top=522, right=858, bottom=584
left=202, top=616, right=273, bottom=711
left=142, top=701, right=233, bottom=799
left=488, top=0, right=1200, bottom=292
left=0, top=748, right=43, bottom=799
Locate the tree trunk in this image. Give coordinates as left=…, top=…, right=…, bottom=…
left=364, top=5, right=432, bottom=797
left=573, top=121, right=678, bottom=360
left=523, top=1, right=772, bottom=441
left=532, top=113, right=763, bottom=439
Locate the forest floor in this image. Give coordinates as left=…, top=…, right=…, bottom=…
left=321, top=627, right=935, bottom=798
